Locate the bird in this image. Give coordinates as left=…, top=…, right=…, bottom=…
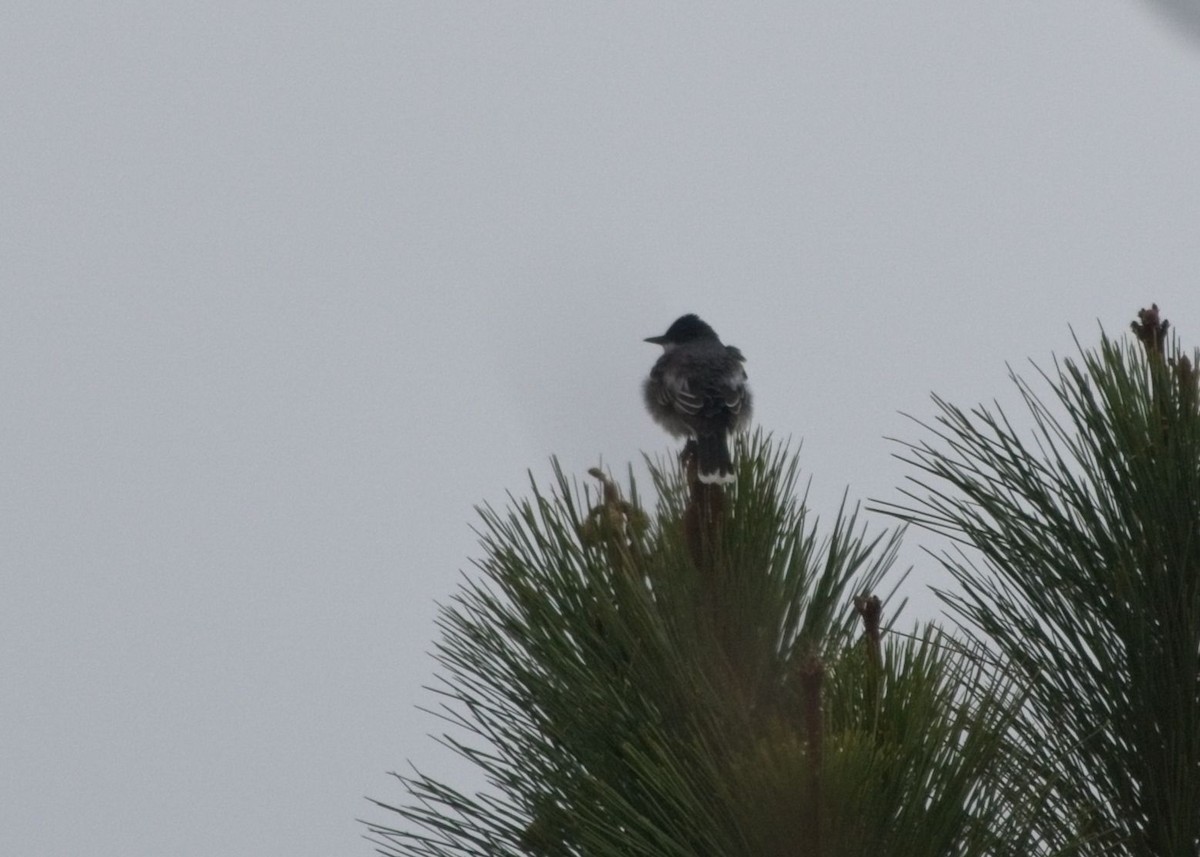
left=643, top=314, right=751, bottom=484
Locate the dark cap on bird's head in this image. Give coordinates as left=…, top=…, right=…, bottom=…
left=645, top=314, right=720, bottom=347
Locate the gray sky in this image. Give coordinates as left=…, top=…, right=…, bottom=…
left=4, top=4, right=1199, bottom=855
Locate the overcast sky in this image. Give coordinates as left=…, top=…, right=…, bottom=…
left=4, top=4, right=1200, bottom=856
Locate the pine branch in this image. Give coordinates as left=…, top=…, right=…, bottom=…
left=368, top=433, right=1049, bottom=856
left=879, top=306, right=1200, bottom=856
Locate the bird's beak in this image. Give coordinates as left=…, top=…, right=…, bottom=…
left=644, top=335, right=668, bottom=345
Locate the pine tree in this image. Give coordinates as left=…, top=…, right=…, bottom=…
left=884, top=305, right=1200, bottom=856
left=366, top=434, right=1047, bottom=856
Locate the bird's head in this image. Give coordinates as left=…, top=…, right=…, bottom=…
left=644, top=314, right=719, bottom=349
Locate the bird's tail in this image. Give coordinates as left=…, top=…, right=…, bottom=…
left=696, top=433, right=735, bottom=484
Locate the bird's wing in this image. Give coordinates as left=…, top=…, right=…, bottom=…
left=656, top=371, right=705, bottom=416
left=714, top=367, right=748, bottom=416
left=680, top=365, right=749, bottom=420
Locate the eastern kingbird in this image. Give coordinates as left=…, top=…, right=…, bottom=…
left=643, top=314, right=752, bottom=484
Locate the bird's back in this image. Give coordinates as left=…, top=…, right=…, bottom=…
left=646, top=340, right=750, bottom=434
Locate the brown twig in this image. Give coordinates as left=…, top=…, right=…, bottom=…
left=799, top=654, right=825, bottom=857
left=1131, top=303, right=1169, bottom=357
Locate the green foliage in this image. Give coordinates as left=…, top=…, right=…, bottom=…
left=367, top=433, right=1039, bottom=856
left=885, top=322, right=1200, bottom=856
